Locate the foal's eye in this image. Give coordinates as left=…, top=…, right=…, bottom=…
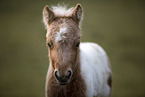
left=76, top=41, right=80, bottom=47
left=47, top=43, right=51, bottom=48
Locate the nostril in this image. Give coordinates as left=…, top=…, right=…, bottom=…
left=67, top=70, right=72, bottom=79
left=54, top=70, right=72, bottom=84
left=54, top=71, right=60, bottom=81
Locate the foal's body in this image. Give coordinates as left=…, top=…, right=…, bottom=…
left=45, top=43, right=111, bottom=97
left=43, top=4, right=112, bottom=97
left=80, top=43, right=111, bottom=97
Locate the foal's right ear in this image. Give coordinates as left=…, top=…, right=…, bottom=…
left=72, top=4, right=83, bottom=25
left=43, top=5, right=55, bottom=25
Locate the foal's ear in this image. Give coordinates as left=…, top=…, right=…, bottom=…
left=43, top=5, right=55, bottom=25
left=72, top=4, right=83, bottom=24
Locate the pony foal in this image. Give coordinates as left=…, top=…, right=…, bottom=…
left=43, top=3, right=112, bottom=97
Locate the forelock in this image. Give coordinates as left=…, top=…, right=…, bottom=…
left=55, top=26, right=68, bottom=43
left=52, top=5, right=74, bottom=17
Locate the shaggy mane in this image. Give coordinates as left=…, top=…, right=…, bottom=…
left=52, top=5, right=74, bottom=17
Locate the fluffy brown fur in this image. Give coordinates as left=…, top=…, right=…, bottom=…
left=45, top=51, right=86, bottom=97
left=43, top=4, right=86, bottom=97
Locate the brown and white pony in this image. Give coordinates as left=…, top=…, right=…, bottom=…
left=42, top=4, right=112, bottom=97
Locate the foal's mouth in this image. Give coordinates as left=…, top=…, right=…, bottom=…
left=59, top=82, right=68, bottom=85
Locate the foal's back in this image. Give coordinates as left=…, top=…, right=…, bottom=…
left=80, top=42, right=112, bottom=97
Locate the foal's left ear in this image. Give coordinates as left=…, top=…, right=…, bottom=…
left=72, top=4, right=83, bottom=25
left=43, top=5, right=55, bottom=25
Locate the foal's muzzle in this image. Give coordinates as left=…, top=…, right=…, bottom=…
left=54, top=70, right=72, bottom=85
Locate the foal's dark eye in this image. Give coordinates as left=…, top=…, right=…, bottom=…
left=76, top=41, right=80, bottom=47
left=47, top=43, right=51, bottom=48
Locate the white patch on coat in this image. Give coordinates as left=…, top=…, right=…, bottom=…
left=52, top=5, right=74, bottom=17
left=55, top=27, right=68, bottom=43
left=80, top=42, right=111, bottom=97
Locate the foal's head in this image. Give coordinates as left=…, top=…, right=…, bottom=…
left=43, top=4, right=83, bottom=85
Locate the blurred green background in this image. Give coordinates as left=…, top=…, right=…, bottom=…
left=0, top=0, right=145, bottom=97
